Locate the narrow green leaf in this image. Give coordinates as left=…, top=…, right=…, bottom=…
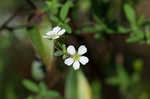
left=77, top=71, right=92, bottom=99
left=46, top=90, right=62, bottom=98
left=54, top=51, right=63, bottom=56
left=60, top=1, right=73, bottom=21
left=65, top=70, right=77, bottom=99
left=126, top=36, right=138, bottom=43
left=27, top=15, right=54, bottom=69
left=46, top=0, right=59, bottom=15
left=23, top=80, right=39, bottom=93
left=118, top=26, right=130, bottom=33
left=124, top=4, right=136, bottom=26
left=145, top=26, right=150, bottom=44
left=63, top=23, right=72, bottom=33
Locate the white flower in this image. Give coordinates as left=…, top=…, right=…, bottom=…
left=43, top=26, right=66, bottom=40
left=64, top=45, right=89, bottom=70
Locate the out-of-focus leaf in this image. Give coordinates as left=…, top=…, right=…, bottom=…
left=137, top=15, right=145, bottom=26
left=46, top=90, right=62, bottom=98
left=60, top=1, right=73, bottom=21
left=63, top=23, right=72, bottom=33
left=145, top=26, right=150, bottom=44
left=62, top=55, right=67, bottom=60
left=65, top=70, right=77, bottom=99
left=27, top=96, right=34, bottom=99
left=54, top=50, right=63, bottom=56
left=32, top=61, right=45, bottom=81
left=131, top=73, right=140, bottom=84
left=65, top=18, right=71, bottom=23
left=124, top=4, right=136, bottom=26
left=136, top=29, right=144, bottom=41
left=23, top=79, right=39, bottom=93
left=92, top=81, right=101, bottom=99
left=117, top=65, right=130, bottom=92
left=77, top=26, right=102, bottom=34
left=107, top=77, right=119, bottom=85
left=77, top=71, right=92, bottom=99
left=107, top=65, right=130, bottom=92
left=46, top=0, right=59, bottom=15
left=27, top=15, right=54, bottom=69
left=50, top=16, right=60, bottom=23
left=94, top=33, right=104, bottom=40
left=118, top=26, right=130, bottom=33
left=39, top=81, right=48, bottom=95
left=133, top=59, right=143, bottom=72
left=126, top=36, right=138, bottom=43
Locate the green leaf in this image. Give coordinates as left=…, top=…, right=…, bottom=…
left=133, top=59, right=143, bottom=72
left=126, top=36, right=139, bottom=43
left=54, top=51, right=63, bottom=56
left=60, top=1, right=73, bottom=21
left=50, top=16, right=60, bottom=23
left=23, top=79, right=39, bottom=93
left=117, top=26, right=130, bottom=33
left=62, top=44, right=66, bottom=51
left=62, top=55, right=67, bottom=60
left=124, top=4, right=136, bottom=26
left=27, top=96, right=34, bottom=99
left=77, top=71, right=92, bottom=99
left=39, top=82, right=47, bottom=92
left=65, top=70, right=92, bottom=99
left=63, top=23, right=72, bottom=33
left=136, top=29, right=144, bottom=40
left=107, top=77, right=119, bottom=85
left=65, top=18, right=71, bottom=23
left=65, top=70, right=77, bottom=99
left=46, top=0, right=59, bottom=15
left=27, top=15, right=54, bottom=70
left=117, top=65, right=130, bottom=92
left=145, top=26, right=150, bottom=44
left=46, top=90, right=62, bottom=98
left=32, top=61, right=45, bottom=81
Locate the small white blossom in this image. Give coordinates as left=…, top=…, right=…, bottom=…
left=64, top=45, right=89, bottom=70
left=43, top=26, right=66, bottom=40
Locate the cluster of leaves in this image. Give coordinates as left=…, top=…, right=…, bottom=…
left=106, top=59, right=143, bottom=98
left=45, top=0, right=73, bottom=33
left=77, top=3, right=150, bottom=44
left=23, top=80, right=62, bottom=99
left=23, top=70, right=101, bottom=99
left=123, top=4, right=150, bottom=43
left=54, top=43, right=68, bottom=60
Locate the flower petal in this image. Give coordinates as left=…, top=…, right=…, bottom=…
left=67, top=45, right=76, bottom=55
left=46, top=31, right=54, bottom=35
left=78, top=45, right=87, bottom=55
left=73, top=61, right=80, bottom=70
left=79, top=56, right=89, bottom=65
left=53, top=26, right=61, bottom=33
left=64, top=58, right=74, bottom=66
left=58, top=29, right=66, bottom=35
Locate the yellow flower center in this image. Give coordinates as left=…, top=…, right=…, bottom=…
left=73, top=54, right=80, bottom=61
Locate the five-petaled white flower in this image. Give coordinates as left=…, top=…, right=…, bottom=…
left=64, top=45, right=89, bottom=70
left=43, top=26, right=66, bottom=40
